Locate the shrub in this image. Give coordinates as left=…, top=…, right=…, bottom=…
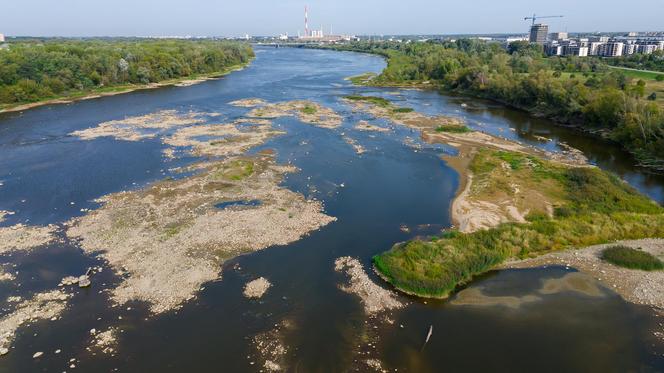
left=601, top=245, right=664, bottom=271
left=435, top=124, right=471, bottom=133
left=343, top=95, right=391, bottom=107
left=301, top=105, right=317, bottom=115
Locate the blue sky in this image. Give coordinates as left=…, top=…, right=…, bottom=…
left=2, top=0, right=662, bottom=37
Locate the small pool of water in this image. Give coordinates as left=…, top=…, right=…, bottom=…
left=214, top=199, right=261, bottom=209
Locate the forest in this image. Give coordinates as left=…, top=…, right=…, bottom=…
left=0, top=39, right=254, bottom=108
left=323, top=40, right=664, bottom=171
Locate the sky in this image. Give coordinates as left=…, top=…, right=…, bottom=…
left=1, top=0, right=662, bottom=37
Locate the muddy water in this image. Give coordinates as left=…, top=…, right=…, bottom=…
left=0, top=47, right=662, bottom=372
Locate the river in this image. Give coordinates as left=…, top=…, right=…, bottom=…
left=0, top=47, right=662, bottom=372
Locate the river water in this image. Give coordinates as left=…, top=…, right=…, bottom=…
left=0, top=47, right=662, bottom=372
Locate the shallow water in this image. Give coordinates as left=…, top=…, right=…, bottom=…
left=0, top=47, right=662, bottom=372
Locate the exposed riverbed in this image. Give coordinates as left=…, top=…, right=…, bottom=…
left=0, top=47, right=662, bottom=372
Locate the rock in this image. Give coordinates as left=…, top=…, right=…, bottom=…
left=59, top=276, right=79, bottom=286
left=0, top=347, right=8, bottom=355
left=78, top=276, right=91, bottom=288
left=243, top=277, right=272, bottom=299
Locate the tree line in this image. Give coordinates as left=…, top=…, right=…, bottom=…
left=323, top=40, right=664, bottom=171
left=0, top=39, right=254, bottom=106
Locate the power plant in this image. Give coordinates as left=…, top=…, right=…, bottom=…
left=297, top=5, right=351, bottom=42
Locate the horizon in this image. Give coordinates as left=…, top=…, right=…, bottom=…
left=2, top=0, right=663, bottom=38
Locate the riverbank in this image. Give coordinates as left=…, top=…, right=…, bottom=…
left=342, top=94, right=664, bottom=301
left=0, top=62, right=251, bottom=115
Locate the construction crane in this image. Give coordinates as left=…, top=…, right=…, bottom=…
left=524, top=14, right=564, bottom=26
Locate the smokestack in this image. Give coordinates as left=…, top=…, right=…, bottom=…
left=304, top=5, right=309, bottom=37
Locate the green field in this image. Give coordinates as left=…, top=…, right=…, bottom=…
left=608, top=66, right=664, bottom=81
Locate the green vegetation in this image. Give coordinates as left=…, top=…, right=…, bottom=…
left=373, top=149, right=664, bottom=298
left=348, top=72, right=376, bottom=85
left=214, top=159, right=255, bottom=181
left=607, top=67, right=664, bottom=81
left=0, top=39, right=254, bottom=109
left=601, top=245, right=664, bottom=271
left=323, top=41, right=664, bottom=171
left=301, top=104, right=318, bottom=115
left=344, top=95, right=391, bottom=107
left=605, top=51, right=664, bottom=73
left=435, top=124, right=471, bottom=133
left=392, top=107, right=414, bottom=113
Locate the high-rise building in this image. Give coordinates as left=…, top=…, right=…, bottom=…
left=598, top=42, right=624, bottom=57
left=564, top=45, right=589, bottom=57
left=529, top=24, right=549, bottom=44
left=0, top=34, right=5, bottom=43
left=550, top=32, right=568, bottom=41
left=638, top=44, right=658, bottom=54
left=588, top=42, right=604, bottom=56
left=623, top=43, right=637, bottom=56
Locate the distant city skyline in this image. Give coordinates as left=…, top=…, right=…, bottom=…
left=1, top=0, right=663, bottom=37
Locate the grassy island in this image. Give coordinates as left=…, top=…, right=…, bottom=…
left=341, top=93, right=664, bottom=298
left=373, top=148, right=664, bottom=298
